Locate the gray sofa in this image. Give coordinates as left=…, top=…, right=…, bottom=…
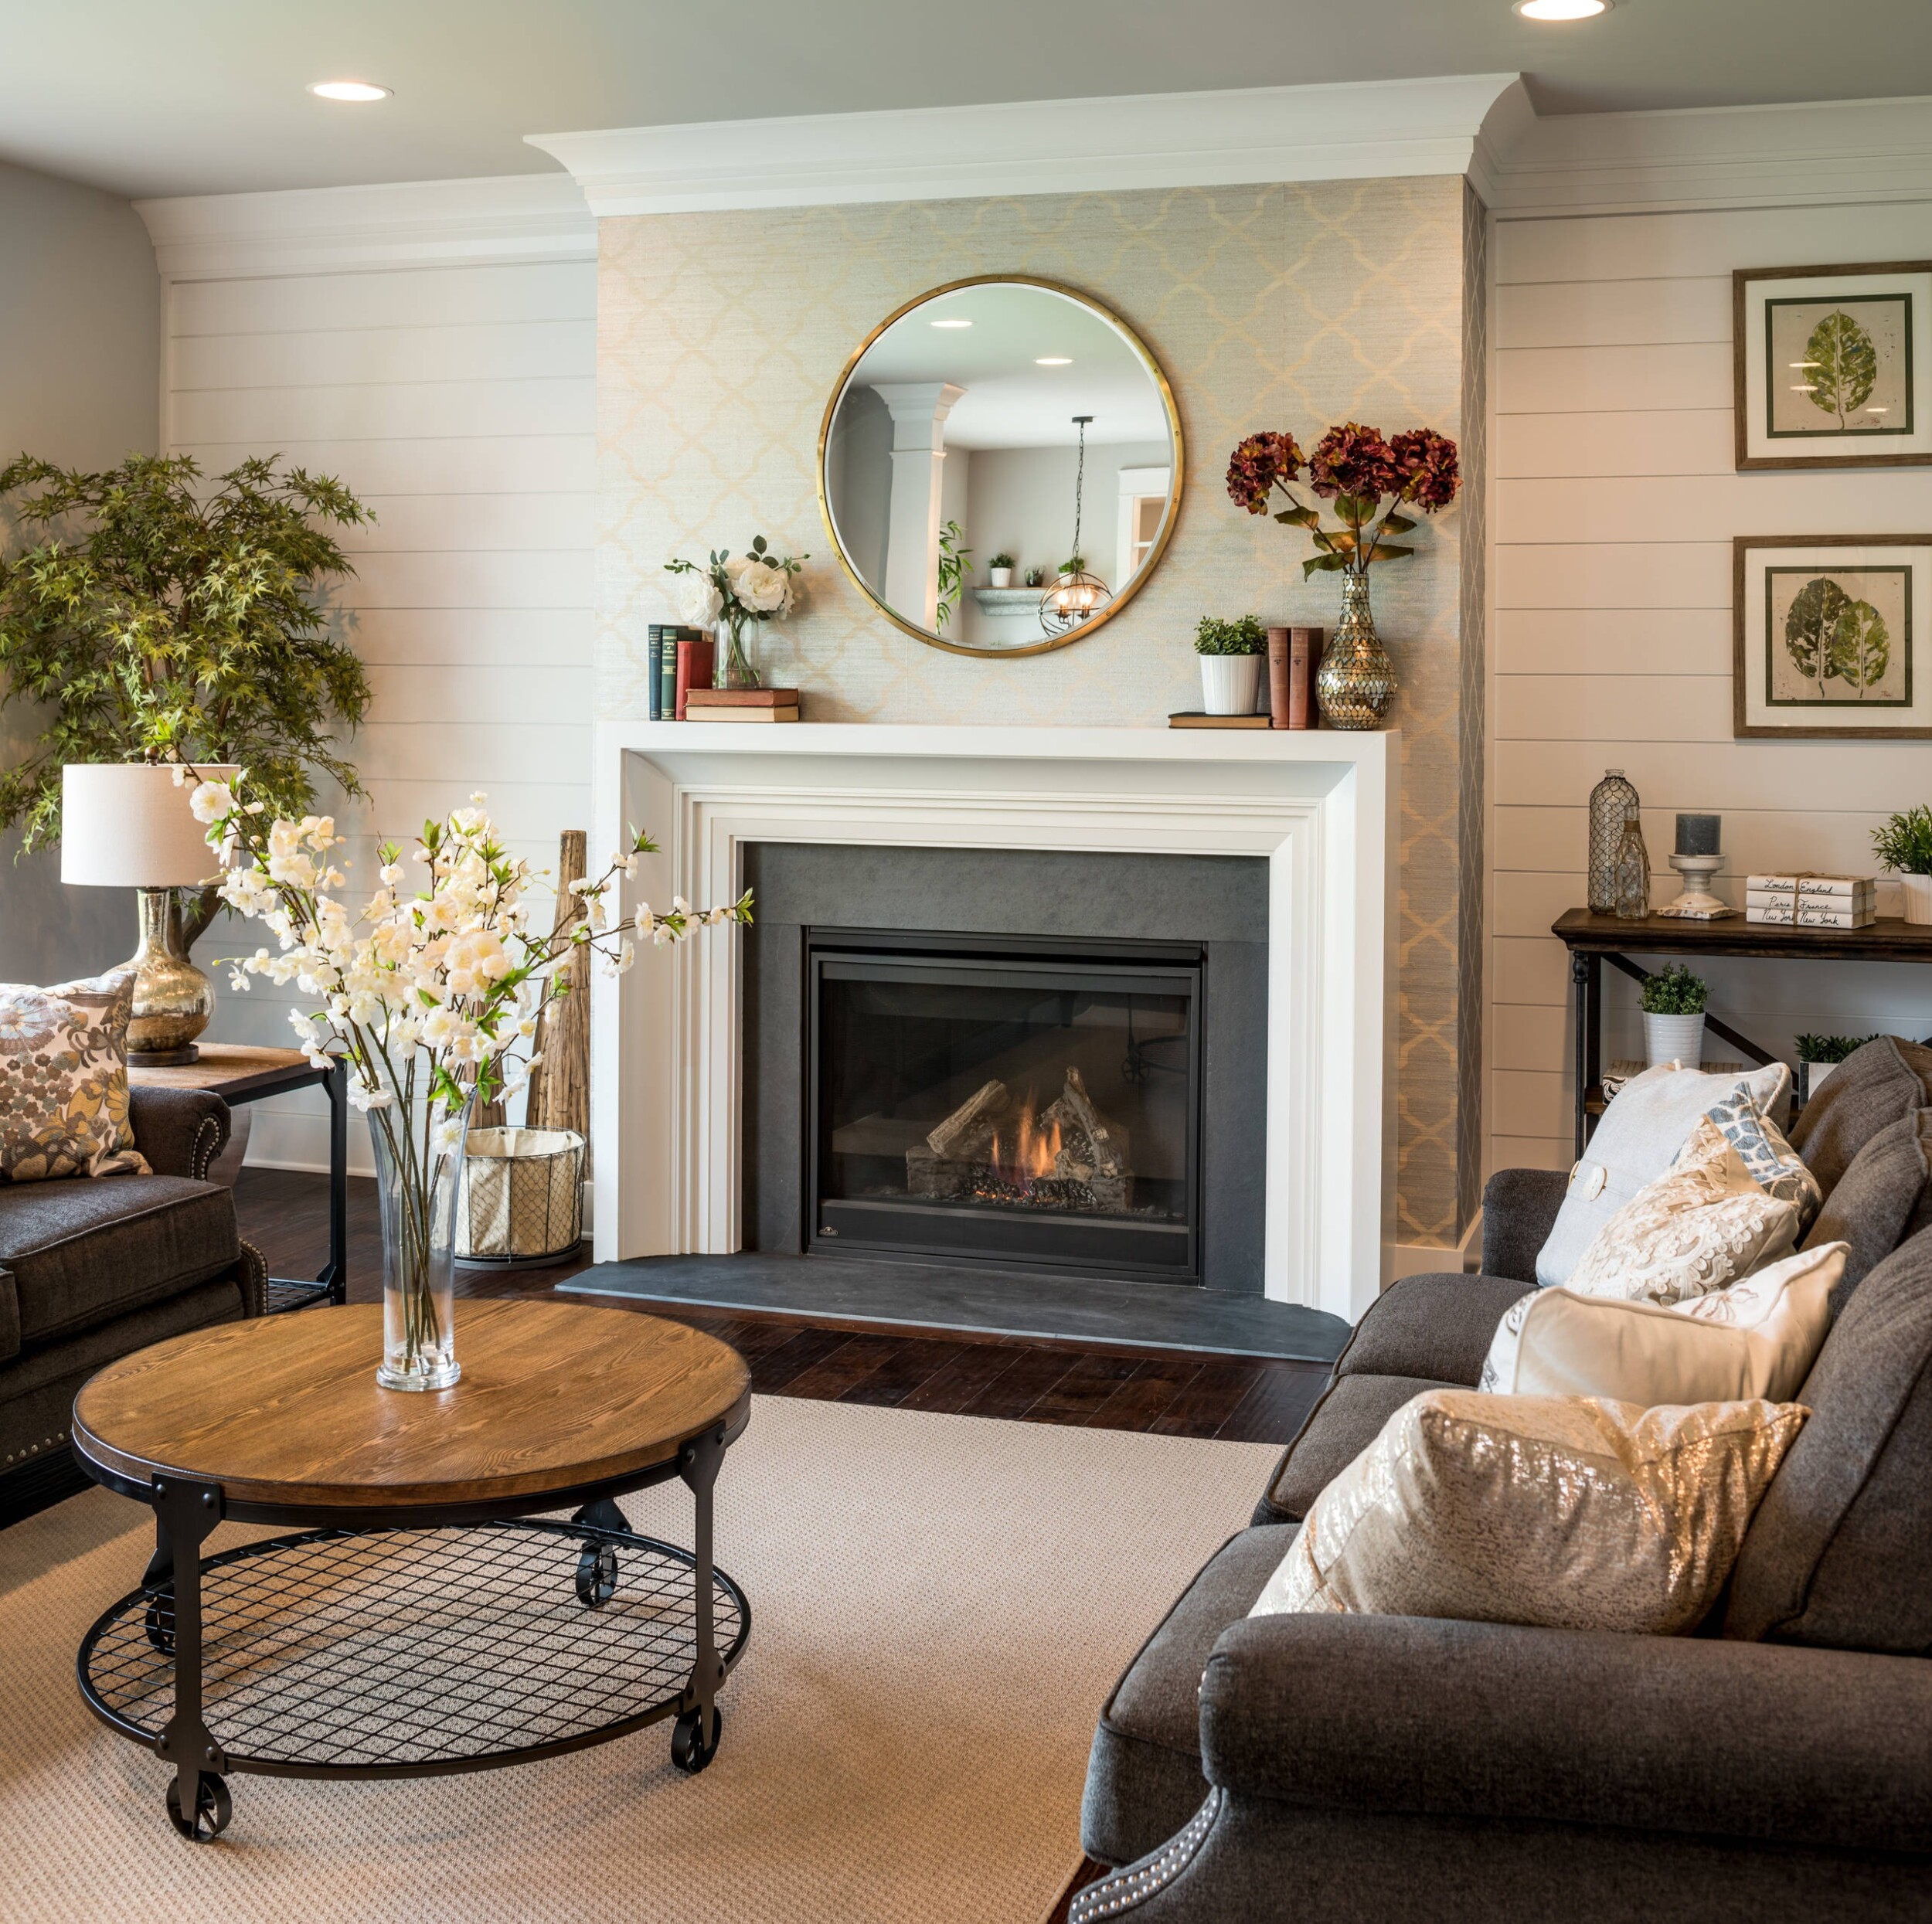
left=0, top=1086, right=264, bottom=1523
left=1077, top=1052, right=1932, bottom=1921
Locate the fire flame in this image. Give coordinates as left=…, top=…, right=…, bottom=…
left=989, top=1093, right=1062, bottom=1188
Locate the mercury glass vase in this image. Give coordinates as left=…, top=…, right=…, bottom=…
left=716, top=614, right=763, bottom=691
left=369, top=1083, right=475, bottom=1392
left=1315, top=572, right=1396, bottom=729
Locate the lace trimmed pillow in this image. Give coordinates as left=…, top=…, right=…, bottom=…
left=0, top=968, right=149, bottom=1182
left=1562, top=1115, right=1800, bottom=1306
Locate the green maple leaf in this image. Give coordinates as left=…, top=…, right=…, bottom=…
left=1832, top=597, right=1890, bottom=699
left=1804, top=311, right=1879, bottom=427
left=1785, top=575, right=1850, bottom=693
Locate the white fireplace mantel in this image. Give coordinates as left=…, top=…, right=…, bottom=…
left=592, top=722, right=1398, bottom=1324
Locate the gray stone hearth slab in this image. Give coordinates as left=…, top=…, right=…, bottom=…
left=557, top=1253, right=1349, bottom=1362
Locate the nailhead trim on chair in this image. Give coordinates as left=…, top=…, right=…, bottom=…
left=2, top=1429, right=66, bottom=1468
left=190, top=1114, right=222, bottom=1182
left=239, top=1240, right=269, bottom=1319
left=1068, top=1792, right=1223, bottom=1921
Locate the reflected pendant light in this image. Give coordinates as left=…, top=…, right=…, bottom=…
left=1039, top=415, right=1111, bottom=637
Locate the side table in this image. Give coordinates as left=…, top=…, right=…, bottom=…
left=128, top=1044, right=347, bottom=1313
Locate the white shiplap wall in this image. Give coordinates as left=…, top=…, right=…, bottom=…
left=1491, top=195, right=1932, bottom=1175
left=159, top=246, right=597, bottom=1170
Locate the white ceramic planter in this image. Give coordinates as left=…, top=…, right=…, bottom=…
left=988, top=567, right=1012, bottom=588
left=1900, top=872, right=1932, bottom=924
left=1200, top=654, right=1263, bottom=716
left=1645, top=1011, right=1706, bottom=1070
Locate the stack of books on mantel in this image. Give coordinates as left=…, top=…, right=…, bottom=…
left=1746, top=872, right=1876, bottom=929
left=685, top=688, right=801, bottom=723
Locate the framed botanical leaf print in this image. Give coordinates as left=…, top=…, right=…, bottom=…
left=1735, top=263, right=1932, bottom=468
left=1734, top=535, right=1932, bottom=738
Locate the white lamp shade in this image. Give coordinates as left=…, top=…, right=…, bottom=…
left=61, top=763, right=239, bottom=889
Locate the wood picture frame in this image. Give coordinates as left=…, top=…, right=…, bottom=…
left=1733, top=533, right=1932, bottom=739
left=1734, top=262, right=1932, bottom=470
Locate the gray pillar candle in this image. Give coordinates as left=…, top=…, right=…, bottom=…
left=1675, top=812, right=1721, bottom=857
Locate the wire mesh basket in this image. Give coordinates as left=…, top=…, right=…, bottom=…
left=455, top=1126, right=583, bottom=1266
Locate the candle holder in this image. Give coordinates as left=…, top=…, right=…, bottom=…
left=1657, top=851, right=1735, bottom=920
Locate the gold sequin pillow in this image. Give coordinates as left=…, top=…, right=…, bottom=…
left=1562, top=1116, right=1801, bottom=1306
left=1250, top=1391, right=1808, bottom=1636
left=0, top=968, right=149, bottom=1181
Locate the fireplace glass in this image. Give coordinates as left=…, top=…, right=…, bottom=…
left=808, top=932, right=1201, bottom=1278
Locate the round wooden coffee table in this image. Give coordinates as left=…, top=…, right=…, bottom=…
left=71, top=1300, right=752, bottom=1841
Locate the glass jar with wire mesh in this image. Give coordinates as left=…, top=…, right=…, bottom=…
left=1588, top=769, right=1641, bottom=913
left=455, top=1127, right=585, bottom=1266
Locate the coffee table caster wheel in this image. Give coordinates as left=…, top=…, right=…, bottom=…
left=576, top=1542, right=618, bottom=1607
left=166, top=1773, right=231, bottom=1843
left=671, top=1705, right=720, bottom=1774
left=144, top=1598, right=174, bottom=1656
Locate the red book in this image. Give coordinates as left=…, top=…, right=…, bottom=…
left=674, top=634, right=714, bottom=721
left=1289, top=627, right=1322, bottom=729
left=1266, top=628, right=1291, bottom=729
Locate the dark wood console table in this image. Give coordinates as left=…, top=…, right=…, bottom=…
left=1552, top=908, right=1932, bottom=1158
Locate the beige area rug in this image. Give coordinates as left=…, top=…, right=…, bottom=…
left=0, top=1395, right=1274, bottom=1923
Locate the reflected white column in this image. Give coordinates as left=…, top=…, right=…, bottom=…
left=872, top=382, right=964, bottom=631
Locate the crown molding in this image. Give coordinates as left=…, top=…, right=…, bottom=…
left=526, top=74, right=1522, bottom=217
left=1481, top=92, right=1932, bottom=219
left=134, top=172, right=595, bottom=280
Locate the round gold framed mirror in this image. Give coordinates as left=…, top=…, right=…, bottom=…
left=817, top=276, right=1184, bottom=658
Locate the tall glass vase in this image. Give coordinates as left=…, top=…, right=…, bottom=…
left=716, top=614, right=762, bottom=691
left=368, top=1083, right=475, bottom=1392
left=1315, top=571, right=1397, bottom=730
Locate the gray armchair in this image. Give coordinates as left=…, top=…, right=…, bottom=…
left=0, top=1086, right=264, bottom=1522
left=1077, top=1168, right=1932, bottom=1921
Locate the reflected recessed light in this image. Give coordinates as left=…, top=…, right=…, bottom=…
left=308, top=80, right=392, bottom=102
left=1512, top=0, right=1610, bottom=17
left=930, top=318, right=972, bottom=328
left=1036, top=356, right=1073, bottom=365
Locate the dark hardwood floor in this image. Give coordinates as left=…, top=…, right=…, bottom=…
left=235, top=1167, right=1328, bottom=1444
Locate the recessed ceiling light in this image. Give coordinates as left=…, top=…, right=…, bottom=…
left=1036, top=357, right=1073, bottom=366
left=1513, top=0, right=1611, bottom=19
left=308, top=80, right=392, bottom=102
left=930, top=318, right=972, bottom=328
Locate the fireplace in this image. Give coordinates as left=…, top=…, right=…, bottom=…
left=808, top=929, right=1201, bottom=1279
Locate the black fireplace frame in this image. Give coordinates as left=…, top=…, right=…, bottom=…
left=802, top=926, right=1206, bottom=1283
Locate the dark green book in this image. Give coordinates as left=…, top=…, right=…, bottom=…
left=647, top=625, right=667, bottom=720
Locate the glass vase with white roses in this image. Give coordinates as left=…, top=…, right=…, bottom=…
left=666, top=535, right=807, bottom=691
left=185, top=770, right=752, bottom=1391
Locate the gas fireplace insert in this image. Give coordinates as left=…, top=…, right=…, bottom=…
left=806, top=928, right=1202, bottom=1280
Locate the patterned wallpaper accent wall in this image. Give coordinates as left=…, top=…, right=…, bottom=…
left=597, top=176, right=1476, bottom=1243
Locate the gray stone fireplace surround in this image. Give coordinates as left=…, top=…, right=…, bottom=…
left=741, top=841, right=1269, bottom=1293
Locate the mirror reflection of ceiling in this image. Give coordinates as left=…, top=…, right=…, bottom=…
left=848, top=286, right=1167, bottom=450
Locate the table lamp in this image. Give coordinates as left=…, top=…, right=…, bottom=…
left=61, top=763, right=237, bottom=1064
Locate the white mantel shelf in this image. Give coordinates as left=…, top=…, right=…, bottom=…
left=593, top=721, right=1399, bottom=1324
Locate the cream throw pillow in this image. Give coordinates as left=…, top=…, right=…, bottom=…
left=1562, top=1117, right=1800, bottom=1305
left=0, top=968, right=148, bottom=1182
left=1250, top=1391, right=1808, bottom=1636
left=1478, top=1241, right=1845, bottom=1405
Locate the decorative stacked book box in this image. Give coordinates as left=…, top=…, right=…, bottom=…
left=685, top=688, right=801, bottom=723
left=1746, top=872, right=1877, bottom=928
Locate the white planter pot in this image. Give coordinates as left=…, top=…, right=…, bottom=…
left=1799, top=1059, right=1837, bottom=1109
left=1900, top=872, right=1932, bottom=924
left=1645, top=1011, right=1706, bottom=1070
left=988, top=567, right=1012, bottom=588
left=1200, top=654, right=1262, bottom=716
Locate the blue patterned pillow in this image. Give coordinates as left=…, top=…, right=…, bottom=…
left=1699, top=1086, right=1822, bottom=1237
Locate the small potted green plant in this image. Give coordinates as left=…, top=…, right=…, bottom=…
left=1195, top=615, right=1267, bottom=716
left=1641, top=964, right=1709, bottom=1069
left=1795, top=1033, right=1876, bottom=1106
left=987, top=552, right=1015, bottom=589
left=1872, top=804, right=1932, bottom=924
left=1024, top=565, right=1046, bottom=588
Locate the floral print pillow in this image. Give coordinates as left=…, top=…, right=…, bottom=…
left=0, top=969, right=149, bottom=1182
left=1701, top=1085, right=1822, bottom=1238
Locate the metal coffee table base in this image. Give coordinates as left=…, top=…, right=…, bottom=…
left=75, top=1427, right=747, bottom=1840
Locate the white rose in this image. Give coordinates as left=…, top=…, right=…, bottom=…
left=189, top=780, right=233, bottom=825
left=736, top=559, right=789, bottom=614
left=676, top=571, right=723, bottom=629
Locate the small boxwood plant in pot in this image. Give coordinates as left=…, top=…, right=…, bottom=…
left=1641, top=963, right=1709, bottom=1069
left=987, top=552, right=1015, bottom=588
left=1195, top=615, right=1267, bottom=716
left=1872, top=804, right=1932, bottom=924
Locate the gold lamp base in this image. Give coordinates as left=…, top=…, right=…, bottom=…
left=123, top=886, right=213, bottom=1066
